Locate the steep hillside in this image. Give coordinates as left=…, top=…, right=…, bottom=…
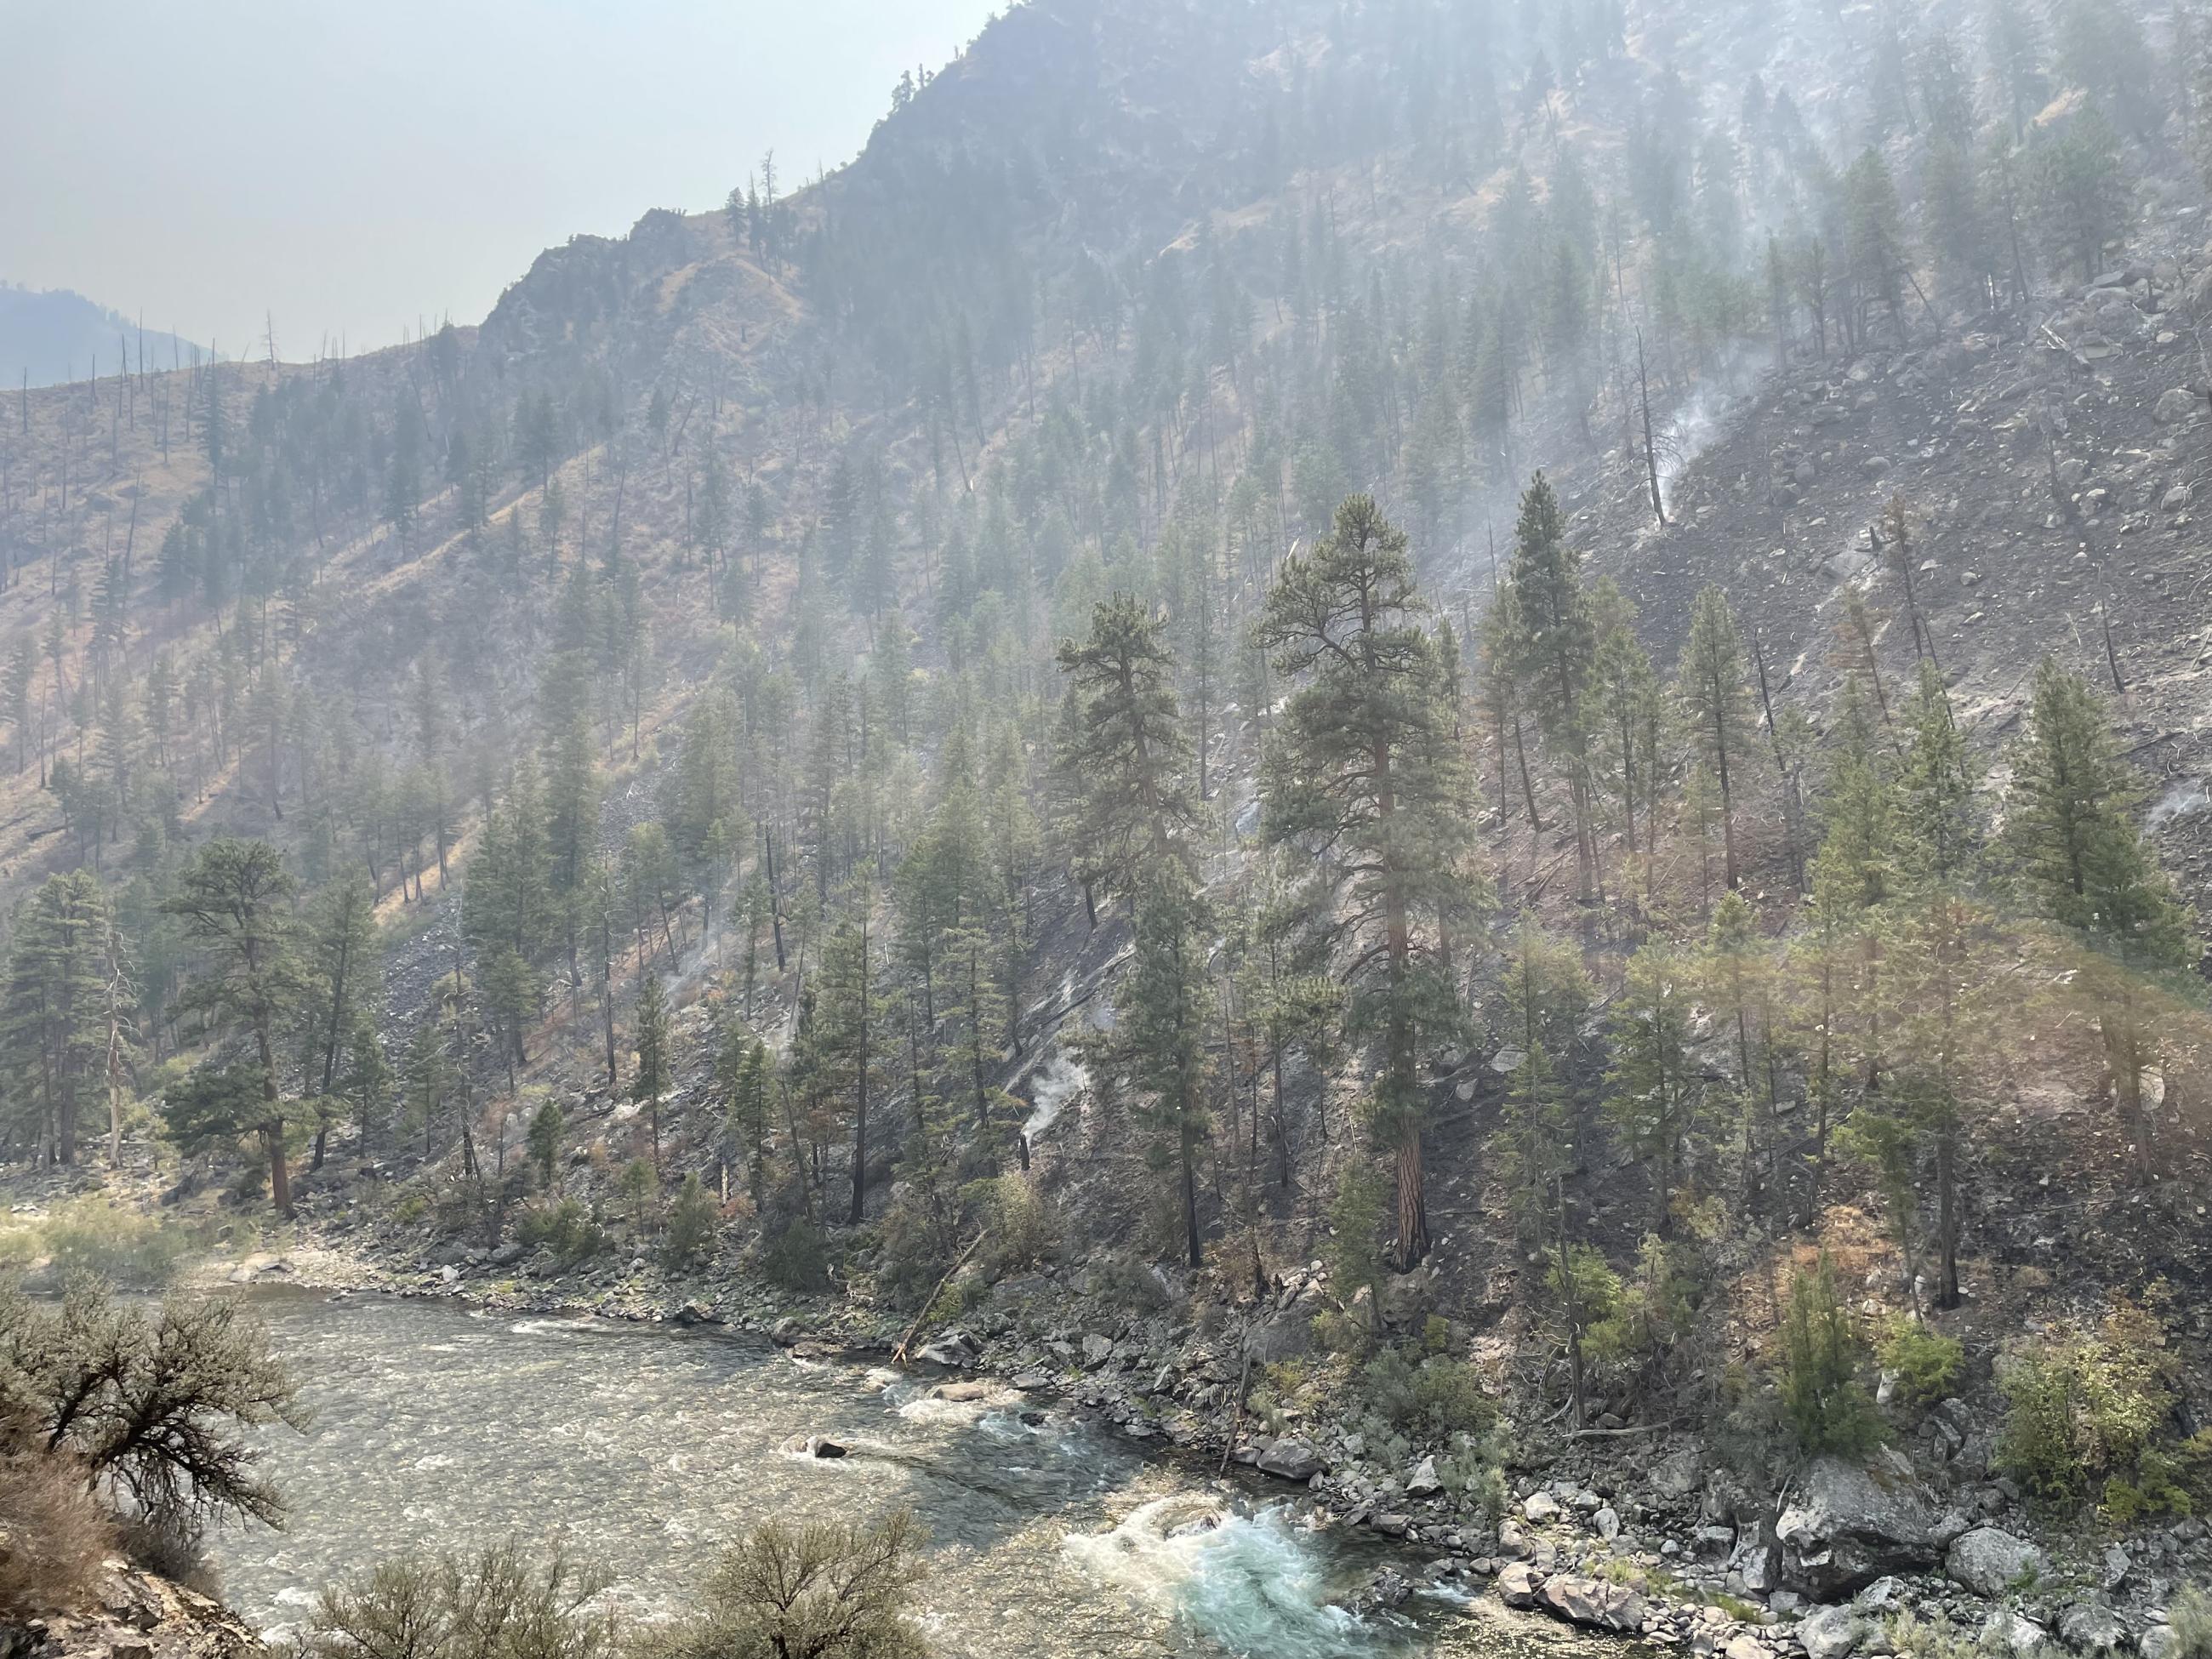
left=0, top=284, right=211, bottom=392
left=10, top=0, right=2212, bottom=1645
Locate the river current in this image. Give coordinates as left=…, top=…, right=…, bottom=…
left=211, top=1288, right=1601, bottom=1658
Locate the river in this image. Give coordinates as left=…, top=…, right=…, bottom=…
left=209, top=1288, right=1602, bottom=1658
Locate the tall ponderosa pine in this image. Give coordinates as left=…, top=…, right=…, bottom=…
left=1259, top=494, right=1480, bottom=1268
left=0, top=870, right=132, bottom=1166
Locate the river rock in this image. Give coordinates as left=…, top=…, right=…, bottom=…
left=2156, top=388, right=2200, bottom=423
left=1594, top=1506, right=1620, bottom=1540
left=1080, top=1333, right=1115, bottom=1366
left=1799, top=1602, right=1874, bottom=1659
left=2141, top=1625, right=2181, bottom=1659
left=1497, top=1519, right=1531, bottom=1559
left=809, top=1437, right=850, bottom=1458
left=914, top=1330, right=983, bottom=1370
left=1945, top=1527, right=2045, bottom=1598
left=1540, top=1573, right=1650, bottom=1633
left=1406, top=1456, right=1442, bottom=1497
left=1497, top=1563, right=1545, bottom=1607
left=1524, top=1491, right=1565, bottom=1524
left=1776, top=1451, right=1941, bottom=1597
left=1257, top=1437, right=1323, bottom=1481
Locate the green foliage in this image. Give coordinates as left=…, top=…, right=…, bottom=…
left=1997, top=1299, right=2186, bottom=1519
left=971, top=1172, right=1056, bottom=1278
left=1878, top=1320, right=1965, bottom=1411
left=0, top=1196, right=197, bottom=1291
left=616, top=1157, right=659, bottom=1232
left=763, top=1218, right=831, bottom=1293
left=1778, top=1253, right=1884, bottom=1458
left=1358, top=1345, right=1497, bottom=1440
left=1320, top=1160, right=1388, bottom=1348
left=2169, top=1587, right=2212, bottom=1659
left=661, top=1173, right=721, bottom=1271
left=514, top=1199, right=607, bottom=1268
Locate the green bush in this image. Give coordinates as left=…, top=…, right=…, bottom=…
left=1779, top=1252, right=1884, bottom=1457
left=0, top=1198, right=197, bottom=1291
left=763, top=1218, right=830, bottom=1292
left=1878, top=1320, right=1965, bottom=1411
left=1360, top=1346, right=1497, bottom=1440
left=971, top=1173, right=1056, bottom=1277
left=1998, top=1300, right=2186, bottom=1519
left=515, top=1199, right=607, bottom=1268
left=661, top=1174, right=721, bottom=1271
left=2169, top=1586, right=2212, bottom=1659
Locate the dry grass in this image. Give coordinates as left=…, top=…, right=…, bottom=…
left=0, top=1450, right=115, bottom=1617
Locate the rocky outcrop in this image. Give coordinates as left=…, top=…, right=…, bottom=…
left=3, top=1565, right=264, bottom=1659
left=1776, top=1451, right=1941, bottom=1598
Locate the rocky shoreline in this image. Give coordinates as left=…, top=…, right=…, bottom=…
left=213, top=1237, right=2209, bottom=1659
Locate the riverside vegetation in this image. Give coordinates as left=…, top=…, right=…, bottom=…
left=13, top=0, right=2212, bottom=1654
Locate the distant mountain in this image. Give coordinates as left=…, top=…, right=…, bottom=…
left=0, top=283, right=213, bottom=388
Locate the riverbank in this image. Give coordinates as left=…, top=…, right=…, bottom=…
left=201, top=1224, right=2205, bottom=1659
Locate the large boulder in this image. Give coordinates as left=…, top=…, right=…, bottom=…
left=1539, top=1574, right=1650, bottom=1633
left=1497, top=1562, right=1544, bottom=1607
left=1799, top=1603, right=1875, bottom=1659
left=2155, top=387, right=2201, bottom=424
left=2059, top=1602, right=2126, bottom=1653
left=1256, top=1437, right=1323, bottom=1482
left=1776, top=1451, right=1941, bottom=1598
left=1946, top=1527, right=2046, bottom=1599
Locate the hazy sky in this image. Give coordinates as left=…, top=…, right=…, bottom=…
left=2, top=1, right=1000, bottom=359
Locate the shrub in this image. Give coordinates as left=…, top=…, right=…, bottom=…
left=1779, top=1252, right=1884, bottom=1457
left=641, top=1508, right=926, bottom=1659
left=0, top=1198, right=197, bottom=1291
left=0, top=1450, right=114, bottom=1617
left=1360, top=1346, right=1497, bottom=1440
left=296, top=1542, right=618, bottom=1659
left=661, top=1174, right=721, bottom=1271
left=516, top=1200, right=607, bottom=1268
left=763, top=1219, right=830, bottom=1292
left=1998, top=1298, right=2185, bottom=1519
left=972, top=1173, right=1056, bottom=1277
left=0, top=1276, right=301, bottom=1531
left=2169, top=1586, right=2212, bottom=1659
left=1879, top=1320, right=1966, bottom=1411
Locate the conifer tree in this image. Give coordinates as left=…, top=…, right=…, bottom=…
left=2006, top=660, right=2198, bottom=1180
left=1502, top=475, right=1598, bottom=894
left=1259, top=495, right=1481, bottom=1268
left=1055, top=594, right=1194, bottom=899
left=164, top=840, right=303, bottom=1214
left=633, top=972, right=670, bottom=1169
left=1678, top=584, right=1753, bottom=891
left=1115, top=858, right=1212, bottom=1266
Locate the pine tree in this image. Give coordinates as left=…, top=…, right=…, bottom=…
left=2006, top=660, right=2198, bottom=1180
left=1678, top=585, right=1753, bottom=891
left=815, top=892, right=890, bottom=1224
left=633, top=972, right=670, bottom=1169
left=163, top=840, right=303, bottom=1214
left=1258, top=494, right=1482, bottom=1268
left=0, top=871, right=130, bottom=1166
left=1604, top=942, right=1702, bottom=1236
left=1502, top=475, right=1599, bottom=894
left=1055, top=594, right=1194, bottom=901
left=1115, top=858, right=1212, bottom=1267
